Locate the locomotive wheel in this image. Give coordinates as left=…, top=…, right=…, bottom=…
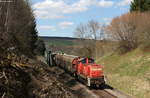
left=99, top=82, right=105, bottom=89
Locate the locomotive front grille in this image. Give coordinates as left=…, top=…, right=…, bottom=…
left=90, top=76, right=105, bottom=84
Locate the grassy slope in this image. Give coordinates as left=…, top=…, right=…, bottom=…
left=97, top=49, right=150, bottom=98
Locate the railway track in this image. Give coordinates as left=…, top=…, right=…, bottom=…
left=91, top=86, right=131, bottom=98
left=104, top=88, right=132, bottom=98
left=92, top=89, right=117, bottom=98
left=49, top=66, right=131, bottom=98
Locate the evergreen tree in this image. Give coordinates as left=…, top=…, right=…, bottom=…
left=9, top=0, right=38, bottom=56
left=0, top=0, right=38, bottom=57
left=130, top=0, right=150, bottom=12
left=34, top=39, right=46, bottom=56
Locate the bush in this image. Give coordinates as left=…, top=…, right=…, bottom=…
left=106, top=12, right=150, bottom=54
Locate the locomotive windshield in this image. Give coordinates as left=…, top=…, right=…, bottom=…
left=88, top=58, right=94, bottom=63
left=81, top=58, right=86, bottom=64
left=80, top=58, right=94, bottom=64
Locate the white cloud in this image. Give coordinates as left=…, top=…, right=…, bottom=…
left=103, top=17, right=112, bottom=25
left=59, top=21, right=74, bottom=29
left=34, top=10, right=65, bottom=19
left=103, top=17, right=112, bottom=21
left=33, top=0, right=114, bottom=19
left=62, top=0, right=96, bottom=14
left=38, top=22, right=74, bottom=31
left=98, top=0, right=114, bottom=7
left=33, top=0, right=94, bottom=19
left=38, top=25, right=56, bottom=31
left=117, top=0, right=133, bottom=6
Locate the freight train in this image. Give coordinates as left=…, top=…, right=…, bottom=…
left=46, top=51, right=106, bottom=87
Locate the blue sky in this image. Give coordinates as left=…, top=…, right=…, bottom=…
left=31, top=0, right=132, bottom=37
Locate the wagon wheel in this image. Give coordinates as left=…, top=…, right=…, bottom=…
left=73, top=72, right=78, bottom=80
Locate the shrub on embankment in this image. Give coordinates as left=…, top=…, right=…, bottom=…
left=97, top=48, right=150, bottom=98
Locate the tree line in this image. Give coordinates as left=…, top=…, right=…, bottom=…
left=0, top=0, right=45, bottom=65
left=108, top=0, right=150, bottom=53
left=74, top=0, right=150, bottom=57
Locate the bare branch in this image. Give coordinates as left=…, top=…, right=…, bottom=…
left=2, top=92, right=6, bottom=98
left=3, top=71, right=8, bottom=83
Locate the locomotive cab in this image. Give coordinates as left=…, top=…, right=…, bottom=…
left=78, top=58, right=105, bottom=87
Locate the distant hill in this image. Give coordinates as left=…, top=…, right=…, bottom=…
left=40, top=36, right=79, bottom=46
left=40, top=36, right=80, bottom=54
left=40, top=36, right=78, bottom=41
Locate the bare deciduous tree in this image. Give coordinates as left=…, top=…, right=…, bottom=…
left=74, top=23, right=87, bottom=39
left=74, top=20, right=106, bottom=58
left=88, top=20, right=100, bottom=40
left=106, top=12, right=150, bottom=53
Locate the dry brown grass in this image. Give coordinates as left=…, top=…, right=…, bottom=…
left=97, top=48, right=150, bottom=98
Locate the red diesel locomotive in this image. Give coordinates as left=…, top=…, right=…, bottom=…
left=53, top=53, right=106, bottom=87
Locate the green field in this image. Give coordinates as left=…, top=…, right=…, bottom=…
left=97, top=48, right=150, bottom=98
left=40, top=36, right=79, bottom=47
left=45, top=39, right=75, bottom=46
